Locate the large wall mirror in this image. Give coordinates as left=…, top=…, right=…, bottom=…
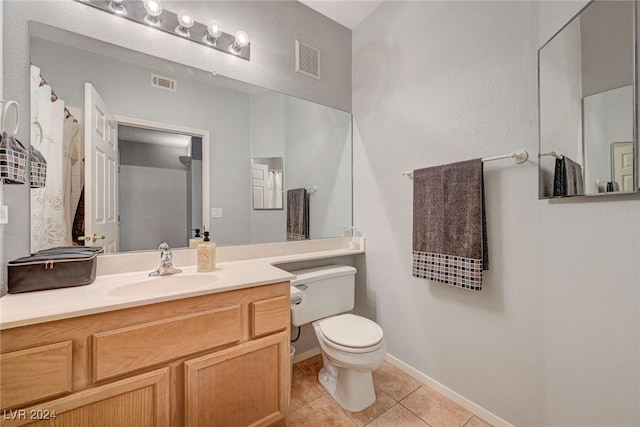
left=538, top=0, right=638, bottom=199
left=28, top=22, right=352, bottom=253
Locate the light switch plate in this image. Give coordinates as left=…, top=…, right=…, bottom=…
left=211, top=208, right=223, bottom=218
left=0, top=205, right=8, bottom=224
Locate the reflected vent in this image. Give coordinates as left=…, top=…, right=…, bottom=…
left=151, top=74, right=177, bottom=92
left=295, top=40, right=320, bottom=80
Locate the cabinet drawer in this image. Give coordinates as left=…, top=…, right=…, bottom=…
left=0, top=341, right=72, bottom=409
left=93, top=305, right=241, bottom=381
left=250, top=296, right=289, bottom=338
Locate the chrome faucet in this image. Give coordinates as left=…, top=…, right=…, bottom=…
left=149, top=242, right=183, bottom=276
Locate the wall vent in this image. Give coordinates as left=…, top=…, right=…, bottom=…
left=151, top=74, right=177, bottom=92
left=295, top=40, right=320, bottom=80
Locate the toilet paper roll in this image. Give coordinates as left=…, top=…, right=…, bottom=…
left=290, top=286, right=307, bottom=311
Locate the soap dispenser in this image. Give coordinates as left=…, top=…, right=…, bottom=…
left=189, top=228, right=203, bottom=249
left=197, top=231, right=216, bottom=272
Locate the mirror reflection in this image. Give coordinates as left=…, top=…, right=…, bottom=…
left=29, top=22, right=352, bottom=253
left=118, top=126, right=203, bottom=252
left=538, top=0, right=637, bottom=198
left=252, top=157, right=283, bottom=210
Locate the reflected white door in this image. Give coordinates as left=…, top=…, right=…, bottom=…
left=84, top=83, right=119, bottom=253
left=252, top=163, right=268, bottom=209
left=612, top=143, right=634, bottom=191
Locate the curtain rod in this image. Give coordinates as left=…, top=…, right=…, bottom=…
left=401, top=150, right=529, bottom=179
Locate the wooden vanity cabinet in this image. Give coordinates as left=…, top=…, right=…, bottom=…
left=0, top=282, right=290, bottom=427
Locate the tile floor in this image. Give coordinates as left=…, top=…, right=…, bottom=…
left=278, top=355, right=493, bottom=427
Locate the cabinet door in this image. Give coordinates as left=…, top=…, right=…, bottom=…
left=2, top=368, right=169, bottom=427
left=184, top=332, right=289, bottom=427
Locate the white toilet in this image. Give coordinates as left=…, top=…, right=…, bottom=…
left=291, top=265, right=386, bottom=412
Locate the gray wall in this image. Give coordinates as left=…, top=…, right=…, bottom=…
left=249, top=92, right=287, bottom=243
left=119, top=140, right=188, bottom=252
left=353, top=1, right=639, bottom=426
left=285, top=97, right=352, bottom=239
left=581, top=0, right=634, bottom=97
left=2, top=0, right=351, bottom=293
left=248, top=92, right=353, bottom=243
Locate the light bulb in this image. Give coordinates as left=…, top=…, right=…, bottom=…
left=175, top=9, right=194, bottom=36
left=204, top=20, right=222, bottom=44
left=230, top=30, right=249, bottom=53
left=108, top=0, right=126, bottom=15
left=143, top=0, right=162, bottom=26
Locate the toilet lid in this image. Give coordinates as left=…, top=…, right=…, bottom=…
left=319, top=314, right=384, bottom=348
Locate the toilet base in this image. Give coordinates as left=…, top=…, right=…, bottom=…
left=317, top=357, right=376, bottom=412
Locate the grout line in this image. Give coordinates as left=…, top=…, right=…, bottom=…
left=397, top=392, right=435, bottom=427
left=462, top=415, right=476, bottom=427
left=393, top=401, right=434, bottom=427
left=361, top=403, right=400, bottom=427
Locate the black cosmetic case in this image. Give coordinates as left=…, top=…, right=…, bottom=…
left=8, top=246, right=104, bottom=294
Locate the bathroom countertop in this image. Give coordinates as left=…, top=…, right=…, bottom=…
left=0, top=238, right=365, bottom=330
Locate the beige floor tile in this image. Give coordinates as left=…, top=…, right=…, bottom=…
left=285, top=395, right=358, bottom=427
left=464, top=416, right=494, bottom=427
left=365, top=404, right=429, bottom=427
left=400, top=386, right=473, bottom=427
left=295, top=354, right=324, bottom=378
left=372, top=361, right=422, bottom=401
left=289, top=365, right=326, bottom=411
left=341, top=387, right=396, bottom=427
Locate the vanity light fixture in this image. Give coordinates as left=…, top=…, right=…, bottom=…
left=108, top=0, right=126, bottom=15
left=143, top=0, right=162, bottom=26
left=204, top=20, right=222, bottom=45
left=175, top=9, right=194, bottom=37
left=230, top=31, right=249, bottom=54
left=74, top=0, right=251, bottom=61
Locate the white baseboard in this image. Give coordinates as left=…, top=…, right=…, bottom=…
left=292, top=346, right=321, bottom=364
left=385, top=354, right=513, bottom=427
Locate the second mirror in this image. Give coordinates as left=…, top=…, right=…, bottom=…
left=252, top=157, right=284, bottom=210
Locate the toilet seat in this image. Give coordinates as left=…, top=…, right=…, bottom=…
left=318, top=314, right=384, bottom=353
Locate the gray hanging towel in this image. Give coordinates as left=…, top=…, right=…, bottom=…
left=412, top=159, right=488, bottom=291
left=287, top=188, right=309, bottom=241
left=553, top=156, right=584, bottom=197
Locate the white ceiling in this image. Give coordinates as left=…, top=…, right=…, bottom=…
left=299, top=0, right=384, bottom=30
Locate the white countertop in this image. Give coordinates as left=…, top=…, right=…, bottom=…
left=0, top=237, right=364, bottom=330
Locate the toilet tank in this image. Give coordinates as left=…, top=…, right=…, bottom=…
left=290, top=265, right=356, bottom=327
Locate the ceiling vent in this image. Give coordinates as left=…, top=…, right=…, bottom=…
left=151, top=74, right=177, bottom=92
left=295, top=40, right=320, bottom=80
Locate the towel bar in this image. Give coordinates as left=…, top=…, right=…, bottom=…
left=540, top=151, right=564, bottom=159
left=402, top=150, right=529, bottom=179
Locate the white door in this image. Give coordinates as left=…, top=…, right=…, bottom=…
left=84, top=83, right=119, bottom=253
left=612, top=142, right=634, bottom=191
left=252, top=163, right=269, bottom=209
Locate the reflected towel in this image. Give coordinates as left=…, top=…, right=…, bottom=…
left=412, top=159, right=488, bottom=291
left=553, top=157, right=584, bottom=197
left=287, top=188, right=309, bottom=241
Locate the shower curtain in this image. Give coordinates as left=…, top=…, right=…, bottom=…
left=267, top=170, right=283, bottom=209
left=30, top=65, right=80, bottom=252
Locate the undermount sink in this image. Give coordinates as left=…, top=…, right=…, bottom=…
left=108, top=274, right=218, bottom=297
